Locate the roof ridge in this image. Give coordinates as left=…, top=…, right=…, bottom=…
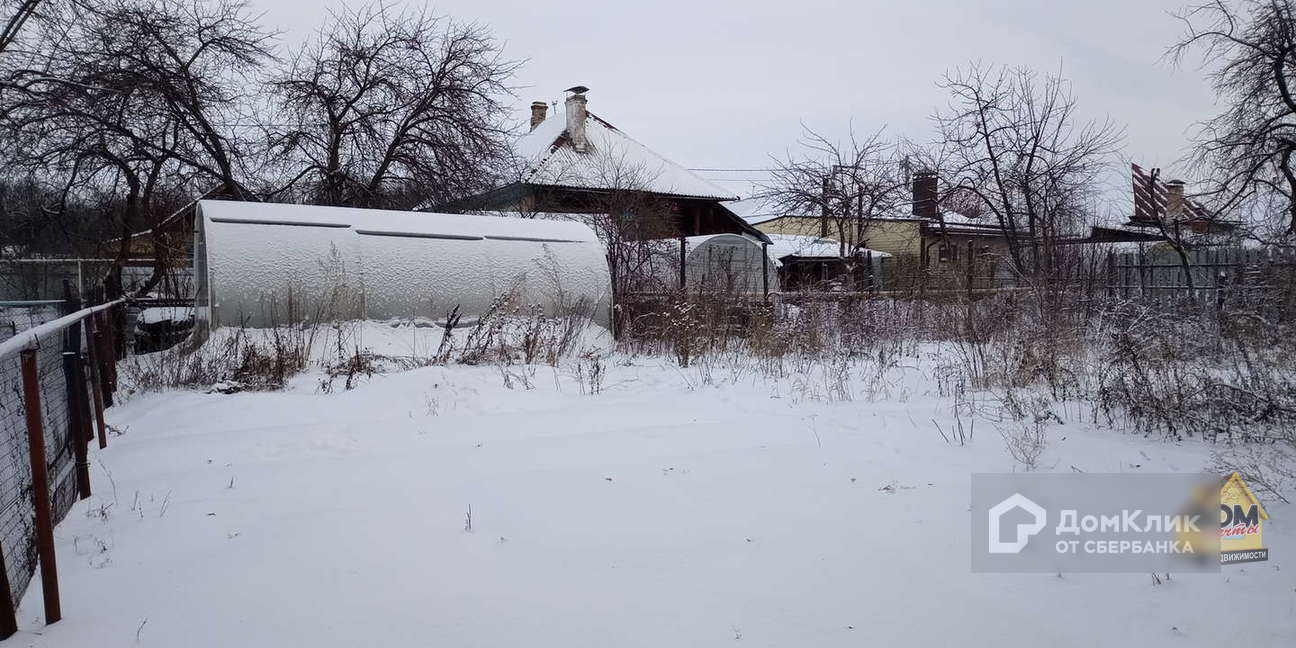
left=518, top=108, right=737, bottom=201
left=582, top=110, right=736, bottom=200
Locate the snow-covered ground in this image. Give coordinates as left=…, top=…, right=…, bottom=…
left=11, top=328, right=1293, bottom=647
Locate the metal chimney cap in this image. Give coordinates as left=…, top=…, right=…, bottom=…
left=564, top=85, right=590, bottom=94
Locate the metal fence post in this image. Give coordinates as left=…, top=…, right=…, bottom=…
left=1105, top=251, right=1115, bottom=300
left=966, top=241, right=975, bottom=299
left=760, top=242, right=770, bottom=301
left=864, top=250, right=874, bottom=293
left=61, top=282, right=92, bottom=499
left=73, top=351, right=95, bottom=457
left=678, top=237, right=687, bottom=291
left=95, top=310, right=117, bottom=407
left=20, top=350, right=61, bottom=624
left=1137, top=244, right=1147, bottom=298
left=0, top=541, right=17, bottom=638
left=85, top=315, right=109, bottom=449
left=62, top=351, right=91, bottom=500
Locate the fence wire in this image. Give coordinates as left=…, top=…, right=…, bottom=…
left=0, top=302, right=104, bottom=608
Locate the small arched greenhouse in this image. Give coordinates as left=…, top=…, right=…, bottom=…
left=680, top=234, right=781, bottom=295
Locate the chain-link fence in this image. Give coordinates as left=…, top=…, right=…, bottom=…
left=0, top=290, right=126, bottom=635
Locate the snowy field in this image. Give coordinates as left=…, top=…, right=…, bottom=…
left=10, top=327, right=1293, bottom=647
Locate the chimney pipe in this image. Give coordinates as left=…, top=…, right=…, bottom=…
left=912, top=171, right=938, bottom=219
left=565, top=91, right=589, bottom=153
left=1166, top=180, right=1185, bottom=220
left=529, top=101, right=548, bottom=131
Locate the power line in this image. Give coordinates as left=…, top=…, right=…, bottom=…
left=686, top=167, right=776, bottom=173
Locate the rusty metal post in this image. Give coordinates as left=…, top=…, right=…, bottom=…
left=62, top=351, right=91, bottom=500
left=0, top=541, right=17, bottom=638
left=72, top=352, right=95, bottom=457
left=60, top=280, right=92, bottom=499
left=95, top=311, right=117, bottom=407
left=85, top=316, right=109, bottom=449
left=20, top=350, right=61, bottom=624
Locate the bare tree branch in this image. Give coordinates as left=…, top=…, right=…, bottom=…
left=264, top=1, right=520, bottom=209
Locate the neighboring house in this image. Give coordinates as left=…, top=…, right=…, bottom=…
left=1127, top=163, right=1239, bottom=243
left=438, top=87, right=768, bottom=242
left=750, top=172, right=1019, bottom=285
left=751, top=171, right=1165, bottom=288
left=765, top=234, right=890, bottom=291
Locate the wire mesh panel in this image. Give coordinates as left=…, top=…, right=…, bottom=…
left=0, top=348, right=37, bottom=610
left=40, top=337, right=81, bottom=530
left=0, top=303, right=92, bottom=608
left=0, top=303, right=56, bottom=607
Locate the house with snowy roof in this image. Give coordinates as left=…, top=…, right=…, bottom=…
left=748, top=171, right=1025, bottom=284
left=438, top=87, right=768, bottom=242
left=749, top=170, right=1166, bottom=287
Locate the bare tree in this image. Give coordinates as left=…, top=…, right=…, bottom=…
left=1137, top=166, right=1200, bottom=289
left=0, top=0, right=43, bottom=56
left=265, top=1, right=520, bottom=209
left=0, top=0, right=273, bottom=295
left=759, top=125, right=910, bottom=275
left=18, top=0, right=270, bottom=194
left=544, top=152, right=679, bottom=300
left=1170, top=0, right=1296, bottom=241
left=933, top=63, right=1122, bottom=275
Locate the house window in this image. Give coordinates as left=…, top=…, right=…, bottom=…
left=938, top=243, right=959, bottom=263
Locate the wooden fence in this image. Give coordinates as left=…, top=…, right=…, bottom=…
left=1106, top=246, right=1296, bottom=308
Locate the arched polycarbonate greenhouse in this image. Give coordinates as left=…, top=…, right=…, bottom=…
left=681, top=234, right=780, bottom=295
left=193, top=201, right=611, bottom=334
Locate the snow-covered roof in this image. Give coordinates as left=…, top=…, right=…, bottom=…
left=469, top=210, right=608, bottom=224
left=733, top=199, right=993, bottom=229
left=765, top=234, right=891, bottom=260
left=514, top=107, right=737, bottom=202
left=681, top=233, right=763, bottom=246
left=933, top=211, right=993, bottom=227
left=201, top=200, right=600, bottom=243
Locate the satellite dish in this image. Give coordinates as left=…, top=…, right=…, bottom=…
left=565, top=85, right=590, bottom=94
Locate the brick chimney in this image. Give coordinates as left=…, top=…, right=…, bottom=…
left=529, top=101, right=548, bottom=131
left=911, top=171, right=938, bottom=219
left=1166, top=180, right=1185, bottom=220
left=565, top=90, right=589, bottom=153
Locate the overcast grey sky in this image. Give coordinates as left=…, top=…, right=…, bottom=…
left=253, top=0, right=1218, bottom=191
